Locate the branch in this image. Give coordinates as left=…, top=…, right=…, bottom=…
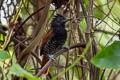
left=18, top=0, right=52, bottom=67
left=79, top=0, right=88, bottom=23
left=0, top=28, right=42, bottom=65
left=36, top=43, right=86, bottom=77
left=94, top=29, right=119, bottom=36
left=19, top=6, right=45, bottom=29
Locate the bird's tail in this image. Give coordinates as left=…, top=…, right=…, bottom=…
left=41, top=55, right=49, bottom=76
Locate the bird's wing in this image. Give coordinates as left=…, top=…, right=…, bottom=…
left=40, top=29, right=53, bottom=76
left=40, top=29, right=53, bottom=50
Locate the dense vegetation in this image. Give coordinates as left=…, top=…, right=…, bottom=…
left=0, top=0, right=120, bottom=80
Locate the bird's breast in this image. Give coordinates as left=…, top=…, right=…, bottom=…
left=54, top=29, right=67, bottom=41
left=42, top=29, right=67, bottom=54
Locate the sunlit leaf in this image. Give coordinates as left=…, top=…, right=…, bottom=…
left=9, top=64, right=43, bottom=80
left=0, top=49, right=11, bottom=61
left=91, top=41, right=120, bottom=68
left=93, top=8, right=104, bottom=19
left=79, top=19, right=87, bottom=32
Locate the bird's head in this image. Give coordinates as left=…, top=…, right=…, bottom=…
left=51, top=14, right=72, bottom=28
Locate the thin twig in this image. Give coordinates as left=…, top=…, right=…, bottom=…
left=79, top=0, right=88, bottom=24
left=107, top=69, right=113, bottom=80
left=94, top=0, right=117, bottom=28
left=19, top=6, right=45, bottom=29
left=94, top=29, right=119, bottom=36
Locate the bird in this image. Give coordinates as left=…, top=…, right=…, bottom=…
left=40, top=14, right=72, bottom=75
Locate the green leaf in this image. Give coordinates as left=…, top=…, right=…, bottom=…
left=91, top=41, right=120, bottom=69
left=95, top=0, right=103, bottom=6
left=79, top=19, right=87, bottom=32
left=94, top=0, right=104, bottom=19
left=0, top=49, right=11, bottom=61
left=83, top=0, right=88, bottom=10
left=93, top=8, right=104, bottom=19
left=9, top=64, right=43, bottom=80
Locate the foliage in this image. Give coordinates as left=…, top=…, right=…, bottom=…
left=91, top=41, right=120, bottom=69
left=0, top=0, right=120, bottom=80
left=9, top=64, right=42, bottom=80
left=0, top=49, right=11, bottom=61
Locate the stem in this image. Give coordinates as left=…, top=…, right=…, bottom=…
left=12, top=0, right=23, bottom=23
left=2, top=0, right=23, bottom=50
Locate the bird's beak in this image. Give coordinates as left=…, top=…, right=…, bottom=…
left=63, top=18, right=72, bottom=23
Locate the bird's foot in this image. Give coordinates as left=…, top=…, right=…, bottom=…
left=62, top=46, right=70, bottom=50
left=47, top=54, right=55, bottom=61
